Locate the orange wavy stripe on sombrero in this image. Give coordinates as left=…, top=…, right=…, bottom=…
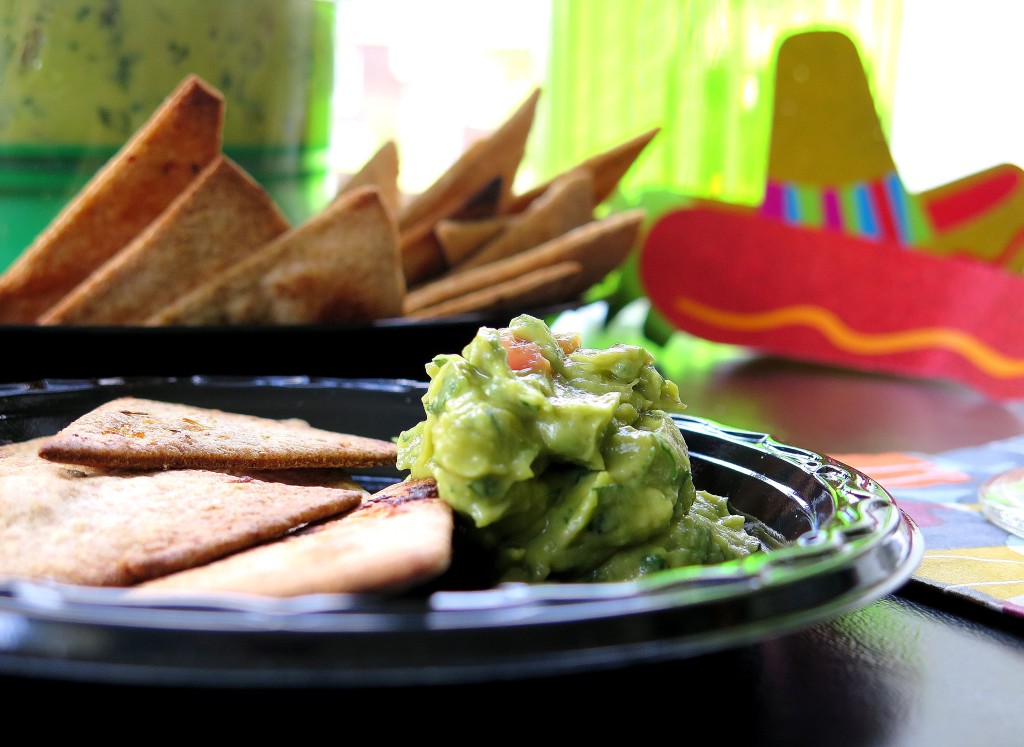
left=674, top=296, right=1024, bottom=379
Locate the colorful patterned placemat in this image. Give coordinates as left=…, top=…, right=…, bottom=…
left=837, top=438, right=1024, bottom=618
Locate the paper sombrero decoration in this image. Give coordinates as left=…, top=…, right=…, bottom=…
left=639, top=30, right=1024, bottom=400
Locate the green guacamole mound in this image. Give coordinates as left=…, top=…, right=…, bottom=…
left=396, top=314, right=761, bottom=584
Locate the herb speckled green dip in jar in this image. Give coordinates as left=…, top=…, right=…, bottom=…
left=0, top=0, right=337, bottom=267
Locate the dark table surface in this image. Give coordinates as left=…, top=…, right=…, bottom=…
left=2, top=328, right=1023, bottom=743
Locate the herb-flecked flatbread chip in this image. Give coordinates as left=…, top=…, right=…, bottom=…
left=407, top=261, right=582, bottom=320
left=0, top=75, right=224, bottom=323
left=38, top=156, right=290, bottom=325
left=38, top=396, right=398, bottom=471
left=136, top=477, right=453, bottom=597
left=397, top=88, right=540, bottom=285
left=507, top=127, right=660, bottom=214
left=334, top=139, right=401, bottom=220
left=403, top=209, right=644, bottom=315
left=146, top=186, right=404, bottom=325
left=397, top=89, right=539, bottom=233
left=0, top=437, right=364, bottom=587
left=435, top=215, right=513, bottom=266
left=453, top=169, right=595, bottom=272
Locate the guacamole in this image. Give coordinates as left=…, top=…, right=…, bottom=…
left=396, top=314, right=761, bottom=584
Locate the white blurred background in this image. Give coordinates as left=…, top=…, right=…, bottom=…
left=890, top=0, right=1024, bottom=193
left=331, top=0, right=550, bottom=194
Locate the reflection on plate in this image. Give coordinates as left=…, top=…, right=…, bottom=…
left=0, top=376, right=923, bottom=687
left=0, top=303, right=575, bottom=384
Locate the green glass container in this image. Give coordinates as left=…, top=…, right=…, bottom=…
left=0, top=0, right=337, bottom=270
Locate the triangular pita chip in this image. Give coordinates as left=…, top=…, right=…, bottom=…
left=453, top=169, right=595, bottom=272
left=0, top=437, right=364, bottom=587
left=403, top=209, right=644, bottom=314
left=334, top=139, right=401, bottom=220
left=147, top=186, right=404, bottom=325
left=136, top=477, right=453, bottom=597
left=39, top=156, right=290, bottom=325
left=448, top=174, right=504, bottom=221
left=397, top=88, right=539, bottom=230
left=397, top=88, right=540, bottom=285
left=408, top=261, right=583, bottom=320
left=435, top=215, right=513, bottom=266
left=38, top=397, right=398, bottom=471
left=507, top=127, right=660, bottom=214
left=400, top=174, right=517, bottom=285
left=400, top=219, right=448, bottom=284
left=0, top=75, right=224, bottom=323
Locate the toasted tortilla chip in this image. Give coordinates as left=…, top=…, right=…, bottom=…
left=397, top=89, right=540, bottom=284
left=38, top=397, right=398, bottom=471
left=448, top=174, right=505, bottom=222
left=453, top=169, right=595, bottom=272
left=39, top=156, right=290, bottom=326
left=334, top=139, right=401, bottom=219
left=401, top=183, right=509, bottom=282
left=408, top=261, right=583, bottom=320
left=404, top=209, right=644, bottom=314
left=400, top=219, right=448, bottom=285
left=397, top=88, right=538, bottom=230
left=435, top=215, right=513, bottom=266
left=136, top=478, right=453, bottom=597
left=147, top=186, right=404, bottom=325
left=0, top=437, right=364, bottom=587
left=401, top=176, right=521, bottom=285
left=507, top=127, right=660, bottom=214
left=0, top=75, right=224, bottom=323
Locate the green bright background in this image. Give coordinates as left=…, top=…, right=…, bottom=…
left=534, top=0, right=905, bottom=383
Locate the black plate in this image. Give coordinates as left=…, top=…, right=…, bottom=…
left=0, top=376, right=923, bottom=687
left=0, top=305, right=576, bottom=383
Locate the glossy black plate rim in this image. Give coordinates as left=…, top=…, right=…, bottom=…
left=0, top=304, right=579, bottom=385
left=0, top=376, right=924, bottom=687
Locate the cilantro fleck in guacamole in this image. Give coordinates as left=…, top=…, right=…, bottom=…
left=396, top=314, right=761, bottom=584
